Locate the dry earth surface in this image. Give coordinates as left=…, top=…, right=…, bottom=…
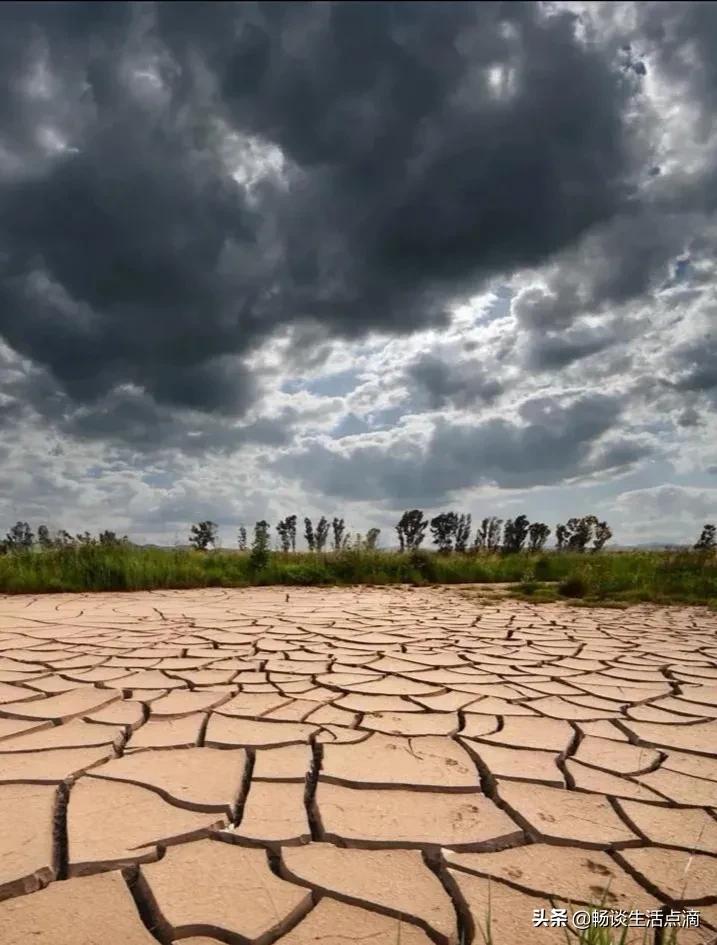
left=0, top=585, right=715, bottom=945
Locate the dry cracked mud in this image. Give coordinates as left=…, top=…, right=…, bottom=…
left=0, top=585, right=715, bottom=944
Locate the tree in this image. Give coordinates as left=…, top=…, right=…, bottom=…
left=592, top=520, right=613, bottom=552
left=189, top=521, right=218, bottom=551
left=502, top=514, right=530, bottom=553
left=286, top=514, right=298, bottom=552
left=472, top=518, right=490, bottom=552
left=304, top=517, right=315, bottom=551
left=366, top=527, right=381, bottom=550
left=75, top=531, right=96, bottom=546
left=566, top=515, right=598, bottom=552
left=98, top=530, right=128, bottom=546
left=556, top=523, right=569, bottom=550
left=486, top=517, right=503, bottom=553
left=694, top=523, right=716, bottom=551
left=513, top=514, right=530, bottom=552
left=454, top=514, right=472, bottom=553
left=276, top=518, right=292, bottom=553
left=528, top=522, right=551, bottom=552
left=332, top=517, right=346, bottom=551
left=430, top=512, right=459, bottom=552
left=54, top=529, right=75, bottom=549
left=37, top=525, right=53, bottom=550
left=315, top=516, right=330, bottom=552
left=237, top=526, right=247, bottom=551
left=5, top=521, right=34, bottom=551
left=396, top=510, right=428, bottom=552
left=250, top=520, right=271, bottom=569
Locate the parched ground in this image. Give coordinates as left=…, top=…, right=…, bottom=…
left=0, top=587, right=715, bottom=945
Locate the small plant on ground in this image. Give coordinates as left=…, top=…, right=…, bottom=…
left=559, top=574, right=589, bottom=598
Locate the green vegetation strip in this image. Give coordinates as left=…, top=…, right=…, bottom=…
left=0, top=545, right=715, bottom=607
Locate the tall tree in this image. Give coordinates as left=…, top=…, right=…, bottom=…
left=395, top=510, right=428, bottom=551
left=189, top=521, right=217, bottom=551
left=528, top=522, right=551, bottom=552
left=472, top=518, right=490, bottom=552
left=315, top=516, right=330, bottom=552
left=276, top=518, right=291, bottom=553
left=98, top=530, right=127, bottom=546
left=286, top=514, right=298, bottom=552
left=566, top=515, right=597, bottom=552
left=6, top=521, right=34, bottom=550
left=486, top=517, right=503, bottom=553
left=366, top=527, right=381, bottom=550
left=430, top=512, right=459, bottom=552
left=37, top=524, right=53, bottom=550
left=304, top=517, right=316, bottom=551
left=54, top=529, right=75, bottom=549
left=237, top=526, right=247, bottom=551
left=694, top=523, right=716, bottom=551
left=454, top=514, right=472, bottom=552
left=503, top=514, right=530, bottom=553
left=556, top=523, right=569, bottom=550
left=250, top=521, right=271, bottom=568
left=592, top=520, right=613, bottom=552
left=332, top=517, right=346, bottom=551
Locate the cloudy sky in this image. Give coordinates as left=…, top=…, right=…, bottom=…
left=0, top=1, right=715, bottom=548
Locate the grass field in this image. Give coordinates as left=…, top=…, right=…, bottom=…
left=0, top=544, right=715, bottom=606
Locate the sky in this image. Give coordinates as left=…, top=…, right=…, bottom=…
left=0, top=1, right=715, bottom=549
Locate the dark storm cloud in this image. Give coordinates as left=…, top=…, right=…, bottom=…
left=0, top=1, right=648, bottom=446
left=670, top=335, right=717, bottom=400
left=404, top=352, right=503, bottom=410
left=276, top=392, right=647, bottom=503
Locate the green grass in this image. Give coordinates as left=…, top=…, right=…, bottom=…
left=0, top=544, right=715, bottom=605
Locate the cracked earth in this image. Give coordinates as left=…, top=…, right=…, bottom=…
left=0, top=586, right=715, bottom=945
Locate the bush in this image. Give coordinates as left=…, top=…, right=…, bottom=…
left=533, top=556, right=552, bottom=581
left=559, top=575, right=588, bottom=598
left=408, top=549, right=438, bottom=581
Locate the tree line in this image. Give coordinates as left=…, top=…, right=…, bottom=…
left=1, top=516, right=714, bottom=556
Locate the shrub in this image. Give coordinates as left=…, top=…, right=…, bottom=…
left=408, top=548, right=438, bottom=581
left=559, top=575, right=588, bottom=598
